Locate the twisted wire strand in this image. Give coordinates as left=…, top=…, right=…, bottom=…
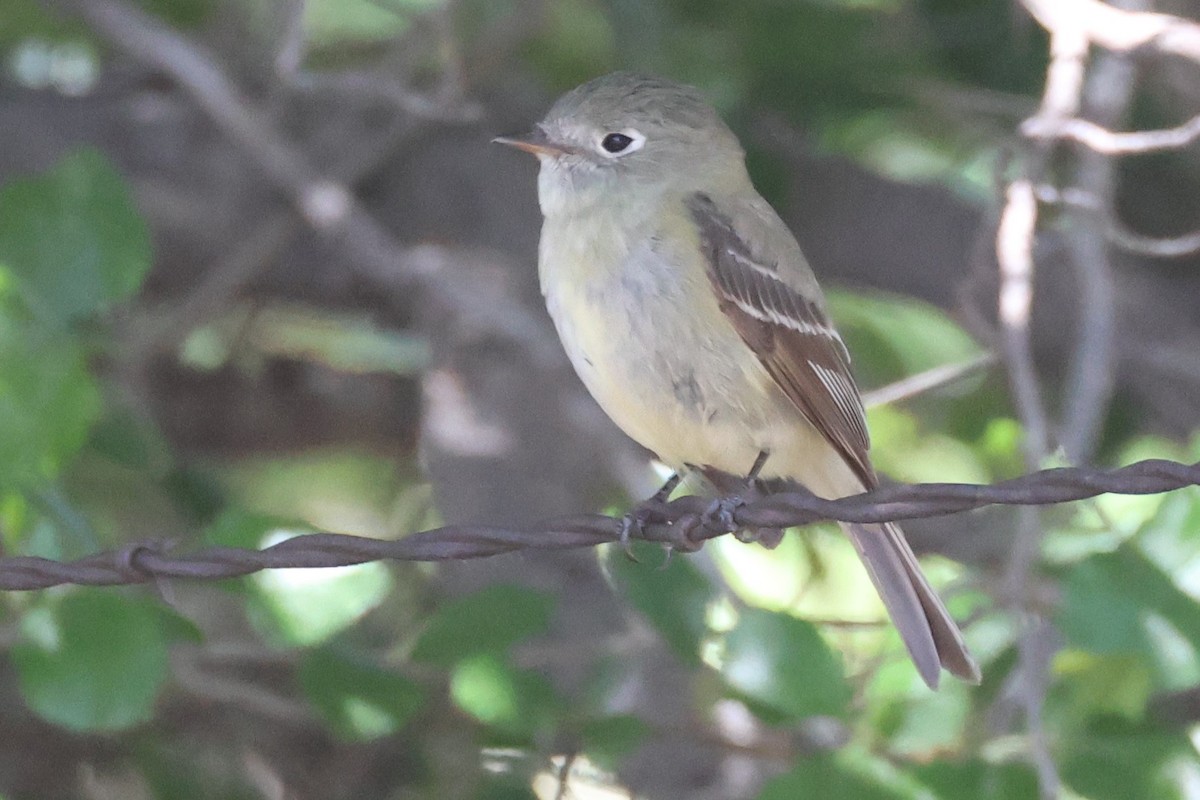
left=1, top=458, right=1196, bottom=591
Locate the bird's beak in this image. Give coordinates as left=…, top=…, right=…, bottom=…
left=492, top=128, right=572, bottom=157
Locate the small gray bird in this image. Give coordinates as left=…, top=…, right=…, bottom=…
left=495, top=72, right=979, bottom=688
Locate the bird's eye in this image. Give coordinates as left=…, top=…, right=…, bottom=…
left=596, top=129, right=646, bottom=158
left=601, top=133, right=634, bottom=153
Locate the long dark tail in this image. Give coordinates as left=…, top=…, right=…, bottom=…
left=843, top=521, right=980, bottom=689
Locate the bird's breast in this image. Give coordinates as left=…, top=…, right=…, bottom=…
left=538, top=213, right=792, bottom=474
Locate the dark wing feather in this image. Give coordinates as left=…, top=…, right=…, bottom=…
left=689, top=193, right=982, bottom=687
left=686, top=193, right=875, bottom=487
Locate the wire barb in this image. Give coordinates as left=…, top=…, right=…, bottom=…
left=0, top=458, right=1196, bottom=592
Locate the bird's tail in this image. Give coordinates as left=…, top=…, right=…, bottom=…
left=842, top=521, right=980, bottom=689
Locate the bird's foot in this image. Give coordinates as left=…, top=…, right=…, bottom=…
left=702, top=495, right=745, bottom=533
left=617, top=508, right=651, bottom=561
left=701, top=473, right=768, bottom=534
left=701, top=458, right=782, bottom=547
left=617, top=471, right=684, bottom=560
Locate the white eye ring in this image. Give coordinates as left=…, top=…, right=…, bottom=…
left=596, top=129, right=645, bottom=157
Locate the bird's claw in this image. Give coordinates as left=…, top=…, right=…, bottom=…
left=701, top=484, right=783, bottom=548
left=616, top=471, right=685, bottom=561
left=617, top=511, right=646, bottom=562
left=702, top=495, right=745, bottom=533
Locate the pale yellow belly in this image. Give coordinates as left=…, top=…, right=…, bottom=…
left=542, top=264, right=859, bottom=501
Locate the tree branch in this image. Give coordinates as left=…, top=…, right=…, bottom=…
left=1022, top=0, right=1200, bottom=62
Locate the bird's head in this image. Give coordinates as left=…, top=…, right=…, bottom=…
left=495, top=72, right=747, bottom=216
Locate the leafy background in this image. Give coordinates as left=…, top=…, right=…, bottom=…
left=1, top=0, right=1199, bottom=798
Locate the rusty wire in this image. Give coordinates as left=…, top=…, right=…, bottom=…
left=1, top=458, right=1196, bottom=591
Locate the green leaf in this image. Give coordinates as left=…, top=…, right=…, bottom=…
left=1061, top=718, right=1191, bottom=800
left=580, top=714, right=650, bottom=772
left=449, top=653, right=560, bottom=740
left=1058, top=553, right=1151, bottom=657
left=1115, top=549, right=1200, bottom=652
left=86, top=411, right=163, bottom=471
left=0, top=0, right=87, bottom=47
left=0, top=149, right=150, bottom=323
left=521, top=0, right=616, bottom=90
left=722, top=608, right=851, bottom=720
left=12, top=592, right=170, bottom=731
left=1058, top=548, right=1200, bottom=665
left=252, top=532, right=392, bottom=647
left=203, top=508, right=293, bottom=550
left=411, top=585, right=554, bottom=666
left=299, top=647, right=425, bottom=740
left=1139, top=485, right=1200, bottom=562
left=603, top=541, right=718, bottom=665
left=138, top=0, right=211, bottom=28
left=207, top=511, right=394, bottom=645
left=912, top=760, right=1039, bottom=800
left=217, top=450, right=410, bottom=531
left=303, top=0, right=418, bottom=44
left=711, top=531, right=816, bottom=612
left=0, top=323, right=101, bottom=488
left=162, top=466, right=227, bottom=524
left=867, top=405, right=990, bottom=485
left=757, top=754, right=908, bottom=800
left=152, top=603, right=204, bottom=646
left=885, top=679, right=972, bottom=755
left=826, top=290, right=983, bottom=386
left=1055, top=651, right=1153, bottom=721
left=474, top=778, right=538, bottom=800
left=738, top=2, right=900, bottom=121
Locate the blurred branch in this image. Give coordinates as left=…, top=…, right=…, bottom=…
left=860, top=353, right=996, bottom=409
left=999, top=9, right=1097, bottom=795
left=1014, top=615, right=1062, bottom=800
left=56, top=0, right=567, bottom=390
left=281, top=5, right=482, bottom=122
left=123, top=215, right=298, bottom=363
left=286, top=70, right=480, bottom=119
left=59, top=0, right=468, bottom=258
left=0, top=458, right=1195, bottom=591
left=995, top=177, right=1050, bottom=463
left=1025, top=112, right=1200, bottom=153
left=1060, top=11, right=1140, bottom=466
left=120, top=85, right=430, bottom=366
left=1003, top=0, right=1199, bottom=791
left=1022, top=0, right=1200, bottom=62
left=1034, top=183, right=1200, bottom=257
left=171, top=651, right=312, bottom=724
left=272, top=0, right=308, bottom=79
left=553, top=752, right=577, bottom=800
left=1017, top=0, right=1200, bottom=271
left=1108, top=223, right=1200, bottom=256
left=65, top=0, right=351, bottom=229
left=1001, top=0, right=1097, bottom=467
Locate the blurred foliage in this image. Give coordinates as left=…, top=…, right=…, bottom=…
left=0, top=1, right=1198, bottom=799
left=12, top=592, right=185, bottom=731
left=300, top=646, right=425, bottom=740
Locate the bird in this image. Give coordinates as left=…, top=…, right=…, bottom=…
left=494, top=72, right=979, bottom=688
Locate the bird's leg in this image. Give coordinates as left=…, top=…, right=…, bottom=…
left=618, top=470, right=685, bottom=558
left=702, top=451, right=770, bottom=534
left=747, top=449, right=769, bottom=482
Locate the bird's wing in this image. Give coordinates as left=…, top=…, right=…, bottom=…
left=686, top=191, right=874, bottom=487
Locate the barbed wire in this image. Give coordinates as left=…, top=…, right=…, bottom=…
left=1, top=458, right=1196, bottom=591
